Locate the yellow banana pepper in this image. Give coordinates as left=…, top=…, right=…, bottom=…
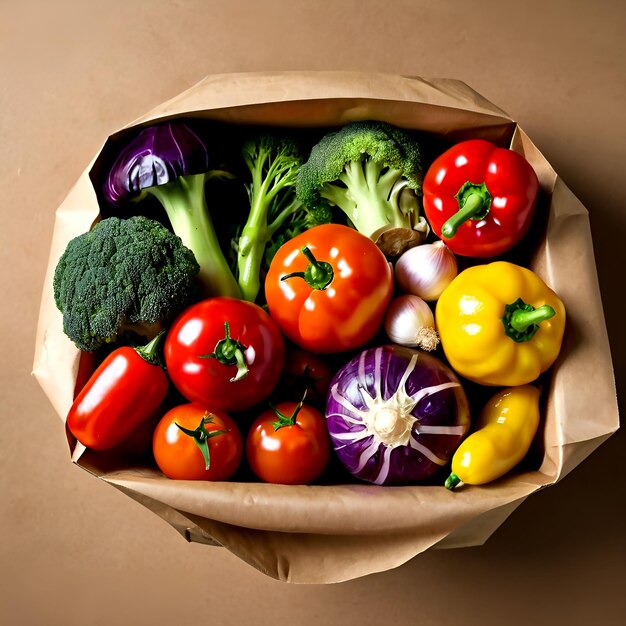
left=445, top=385, right=541, bottom=489
left=435, top=261, right=565, bottom=386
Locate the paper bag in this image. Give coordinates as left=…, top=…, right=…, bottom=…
left=33, top=72, right=619, bottom=583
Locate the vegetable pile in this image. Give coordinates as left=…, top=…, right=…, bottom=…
left=55, top=118, right=566, bottom=489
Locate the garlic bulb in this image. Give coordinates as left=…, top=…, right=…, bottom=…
left=395, top=240, right=458, bottom=301
left=384, top=295, right=440, bottom=351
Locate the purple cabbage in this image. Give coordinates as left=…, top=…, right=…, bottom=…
left=325, top=344, right=470, bottom=485
left=104, top=122, right=212, bottom=205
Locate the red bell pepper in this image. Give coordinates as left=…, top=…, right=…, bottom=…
left=422, top=139, right=539, bottom=257
left=67, top=332, right=169, bottom=450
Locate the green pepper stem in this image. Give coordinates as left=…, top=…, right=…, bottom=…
left=280, top=246, right=334, bottom=291
left=301, top=246, right=321, bottom=267
left=280, top=270, right=306, bottom=280
left=441, top=193, right=485, bottom=238
left=510, top=305, right=555, bottom=332
left=502, top=298, right=556, bottom=343
left=134, top=330, right=166, bottom=367
left=445, top=473, right=463, bottom=490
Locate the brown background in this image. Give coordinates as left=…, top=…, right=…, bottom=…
left=2, top=1, right=624, bottom=624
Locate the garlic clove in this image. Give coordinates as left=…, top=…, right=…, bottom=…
left=395, top=240, right=458, bottom=301
left=384, top=294, right=440, bottom=351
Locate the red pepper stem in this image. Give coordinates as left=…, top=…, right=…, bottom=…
left=441, top=193, right=486, bottom=239
left=134, top=330, right=166, bottom=367
left=510, top=305, right=555, bottom=332
left=280, top=246, right=334, bottom=291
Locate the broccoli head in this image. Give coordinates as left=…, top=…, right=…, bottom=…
left=53, top=216, right=199, bottom=352
left=296, top=121, right=429, bottom=255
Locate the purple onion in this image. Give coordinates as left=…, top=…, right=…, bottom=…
left=325, top=344, right=470, bottom=485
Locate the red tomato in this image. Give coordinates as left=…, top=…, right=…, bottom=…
left=164, top=297, right=286, bottom=412
left=67, top=334, right=168, bottom=451
left=153, top=404, right=242, bottom=481
left=265, top=224, right=393, bottom=353
left=278, top=348, right=334, bottom=406
left=246, top=399, right=331, bottom=485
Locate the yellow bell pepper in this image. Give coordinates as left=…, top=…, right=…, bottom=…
left=445, top=385, right=541, bottom=489
left=435, top=261, right=565, bottom=386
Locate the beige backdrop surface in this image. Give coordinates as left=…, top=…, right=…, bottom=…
left=1, top=1, right=624, bottom=625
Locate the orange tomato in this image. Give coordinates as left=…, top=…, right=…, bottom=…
left=153, top=404, right=242, bottom=481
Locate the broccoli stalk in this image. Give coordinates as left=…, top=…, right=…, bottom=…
left=296, top=121, right=429, bottom=256
left=320, top=159, right=415, bottom=232
left=236, top=136, right=316, bottom=303
left=146, top=171, right=240, bottom=298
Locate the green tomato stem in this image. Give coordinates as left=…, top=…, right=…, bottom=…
left=271, top=393, right=307, bottom=431
left=176, top=415, right=230, bottom=470
left=198, top=321, right=249, bottom=381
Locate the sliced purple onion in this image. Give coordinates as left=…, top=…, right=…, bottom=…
left=325, top=344, right=470, bottom=485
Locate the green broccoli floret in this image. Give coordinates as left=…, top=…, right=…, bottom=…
left=296, top=121, right=428, bottom=255
left=235, top=134, right=329, bottom=302
left=53, top=216, right=199, bottom=352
